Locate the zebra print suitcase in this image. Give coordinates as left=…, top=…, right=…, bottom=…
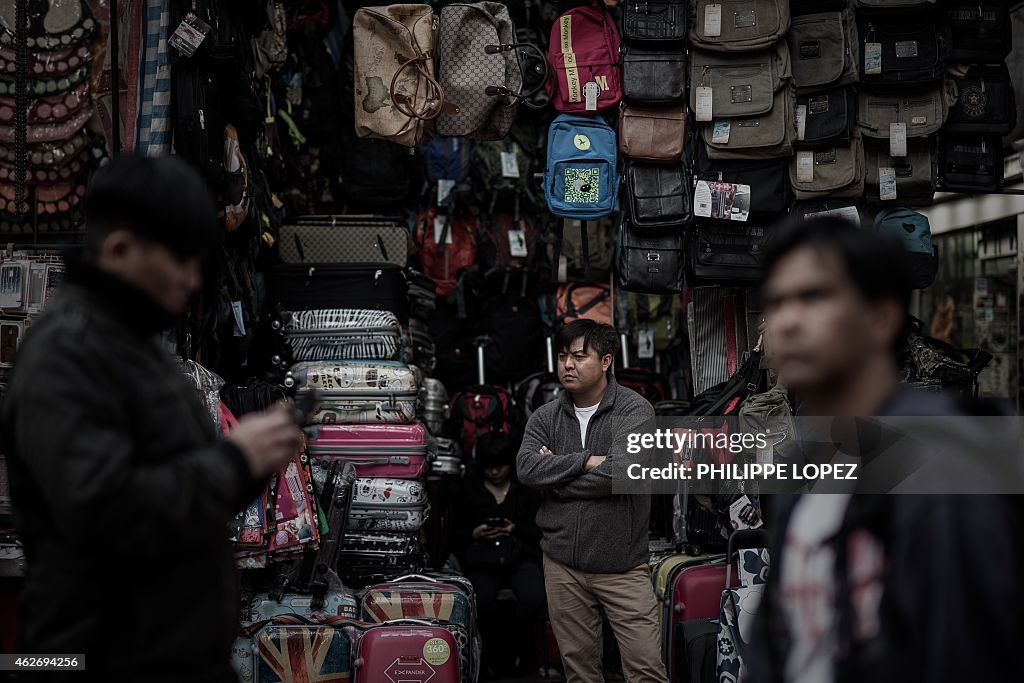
left=285, top=361, right=420, bottom=425
left=275, top=308, right=407, bottom=363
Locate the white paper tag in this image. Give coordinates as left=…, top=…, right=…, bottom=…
left=695, top=86, right=713, bottom=122
left=711, top=120, right=731, bottom=144
left=864, top=42, right=882, bottom=75
left=729, top=495, right=764, bottom=530
left=584, top=82, right=600, bottom=111
left=638, top=330, right=655, bottom=359
left=889, top=122, right=907, bottom=158
left=694, top=180, right=713, bottom=218
left=434, top=215, right=453, bottom=245
left=437, top=179, right=456, bottom=206
left=797, top=151, right=815, bottom=183
left=231, top=301, right=246, bottom=337
left=500, top=152, right=520, bottom=178
left=168, top=12, right=212, bottom=57
left=879, top=167, right=897, bottom=201
left=805, top=206, right=860, bottom=225
left=704, top=3, right=722, bottom=37
left=508, top=228, right=528, bottom=257
left=796, top=104, right=807, bottom=141
left=557, top=254, right=568, bottom=283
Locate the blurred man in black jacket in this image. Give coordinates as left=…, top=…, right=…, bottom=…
left=751, top=216, right=1023, bottom=683
left=0, top=155, right=299, bottom=681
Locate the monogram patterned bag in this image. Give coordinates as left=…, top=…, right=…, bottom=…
left=436, top=3, right=546, bottom=140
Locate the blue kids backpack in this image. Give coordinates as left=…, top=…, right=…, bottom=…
left=874, top=207, right=937, bottom=289
left=544, top=114, right=619, bottom=219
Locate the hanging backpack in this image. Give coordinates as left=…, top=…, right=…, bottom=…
left=856, top=17, right=950, bottom=86
left=689, top=44, right=792, bottom=120
left=546, top=4, right=623, bottom=113
left=419, top=137, right=474, bottom=207
left=617, top=291, right=683, bottom=352
left=620, top=45, right=687, bottom=105
left=864, top=137, right=937, bottom=206
left=555, top=282, right=613, bottom=327
left=617, top=220, right=686, bottom=294
left=688, top=222, right=770, bottom=287
left=544, top=113, right=620, bottom=219
left=700, top=84, right=797, bottom=160
left=945, top=64, right=1017, bottom=136
left=622, top=162, right=693, bottom=229
left=436, top=2, right=547, bottom=140
left=796, top=87, right=856, bottom=149
left=874, top=207, right=936, bottom=289
left=477, top=213, right=543, bottom=276
left=472, top=137, right=539, bottom=214
left=944, top=0, right=1012, bottom=62
left=449, top=386, right=515, bottom=457
left=353, top=5, right=444, bottom=147
left=787, top=10, right=859, bottom=93
left=789, top=129, right=866, bottom=200
left=856, top=81, right=954, bottom=142
left=547, top=215, right=617, bottom=281
left=414, top=207, right=479, bottom=298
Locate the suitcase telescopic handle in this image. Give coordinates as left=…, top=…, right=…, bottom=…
left=725, top=528, right=772, bottom=587
left=390, top=573, right=441, bottom=584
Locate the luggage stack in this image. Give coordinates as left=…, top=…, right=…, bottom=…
left=279, top=317, right=429, bottom=589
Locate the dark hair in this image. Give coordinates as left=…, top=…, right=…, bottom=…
left=760, top=215, right=912, bottom=313
left=475, top=431, right=517, bottom=469
left=83, top=154, right=221, bottom=260
left=555, top=319, right=619, bottom=366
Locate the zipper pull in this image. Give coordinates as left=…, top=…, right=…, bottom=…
left=198, top=109, right=206, bottom=130
left=432, top=14, right=438, bottom=31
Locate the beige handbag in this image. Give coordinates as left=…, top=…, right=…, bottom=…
left=353, top=5, right=444, bottom=147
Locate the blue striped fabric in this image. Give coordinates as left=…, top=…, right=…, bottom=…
left=135, top=0, right=173, bottom=156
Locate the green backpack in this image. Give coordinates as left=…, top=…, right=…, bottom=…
left=617, top=292, right=683, bottom=353
left=472, top=138, right=538, bottom=214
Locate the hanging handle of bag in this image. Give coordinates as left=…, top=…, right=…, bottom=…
left=390, top=54, right=446, bottom=121
left=483, top=42, right=551, bottom=100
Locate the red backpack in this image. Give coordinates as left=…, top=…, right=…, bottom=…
left=415, top=208, right=478, bottom=298
left=449, top=385, right=514, bottom=458
left=546, top=4, right=622, bottom=113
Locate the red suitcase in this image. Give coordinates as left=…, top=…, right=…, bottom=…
left=307, top=422, right=429, bottom=478
left=354, top=621, right=465, bottom=683
left=665, top=556, right=739, bottom=682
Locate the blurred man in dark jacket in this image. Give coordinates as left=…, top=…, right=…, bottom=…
left=751, top=216, right=1023, bottom=683
left=0, top=155, right=299, bottom=681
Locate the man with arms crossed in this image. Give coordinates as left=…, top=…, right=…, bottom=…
left=517, top=320, right=667, bottom=683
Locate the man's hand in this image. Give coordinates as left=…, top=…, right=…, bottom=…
left=584, top=455, right=607, bottom=472
left=540, top=446, right=553, bottom=456
left=501, top=520, right=516, bottom=536
left=228, top=404, right=302, bottom=480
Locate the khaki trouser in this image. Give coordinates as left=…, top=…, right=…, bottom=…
left=543, top=553, right=668, bottom=683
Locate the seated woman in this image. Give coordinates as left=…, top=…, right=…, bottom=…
left=455, top=431, right=545, bottom=679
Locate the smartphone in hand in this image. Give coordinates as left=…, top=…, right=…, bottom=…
left=485, top=517, right=506, bottom=528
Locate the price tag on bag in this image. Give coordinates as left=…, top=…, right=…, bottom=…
left=879, top=167, right=897, bottom=201
left=796, top=104, right=807, bottom=141
left=584, top=81, right=600, bottom=111
left=508, top=228, right=528, bottom=258
left=638, top=330, right=655, bottom=359
left=557, top=254, right=568, bottom=283
left=695, top=86, right=714, bottom=122
left=889, top=122, right=907, bottom=157
left=500, top=152, right=520, bottom=178
left=796, top=151, right=815, bottom=183
left=711, top=120, right=731, bottom=144
left=864, top=42, right=882, bottom=75
left=437, top=179, right=456, bottom=206
left=434, top=215, right=453, bottom=245
left=694, top=180, right=713, bottom=218
left=168, top=12, right=212, bottom=57
left=704, top=3, right=722, bottom=37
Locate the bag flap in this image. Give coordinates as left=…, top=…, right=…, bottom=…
left=622, top=46, right=687, bottom=65
left=703, top=85, right=793, bottom=151
left=621, top=222, right=685, bottom=251
left=799, top=87, right=852, bottom=144
left=858, top=20, right=942, bottom=72
left=692, top=223, right=769, bottom=267
left=690, top=45, right=787, bottom=118
left=789, top=131, right=863, bottom=192
left=857, top=82, right=948, bottom=138
left=788, top=12, right=847, bottom=89
left=691, top=0, right=788, bottom=49
left=865, top=137, right=934, bottom=185
left=623, top=0, right=689, bottom=43
left=627, top=164, right=687, bottom=201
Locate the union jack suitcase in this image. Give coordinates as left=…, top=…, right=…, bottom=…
left=354, top=621, right=467, bottom=683
left=307, top=423, right=430, bottom=478
left=275, top=307, right=408, bottom=363
left=252, top=620, right=360, bottom=682
left=349, top=478, right=430, bottom=533
left=285, top=360, right=420, bottom=425
left=361, top=574, right=481, bottom=681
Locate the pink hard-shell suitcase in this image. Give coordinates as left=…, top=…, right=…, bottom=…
left=307, top=422, right=429, bottom=478
left=354, top=621, right=464, bottom=683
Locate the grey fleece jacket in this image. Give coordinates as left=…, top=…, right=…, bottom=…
left=516, top=379, right=655, bottom=573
